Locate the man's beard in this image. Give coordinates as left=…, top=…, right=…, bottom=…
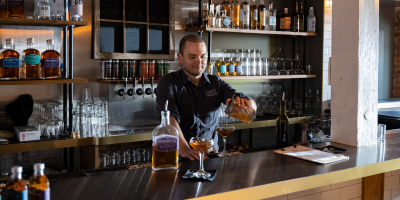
left=182, top=65, right=203, bottom=77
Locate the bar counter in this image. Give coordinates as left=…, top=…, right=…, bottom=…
left=50, top=131, right=400, bottom=200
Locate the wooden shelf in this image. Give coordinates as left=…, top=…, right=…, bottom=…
left=96, top=78, right=159, bottom=85
left=0, top=78, right=88, bottom=85
left=186, top=27, right=318, bottom=37
left=221, top=74, right=317, bottom=82
left=0, top=18, right=88, bottom=27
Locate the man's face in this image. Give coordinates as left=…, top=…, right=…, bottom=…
left=178, top=41, right=207, bottom=77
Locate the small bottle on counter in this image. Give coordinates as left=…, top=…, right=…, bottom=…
left=6, top=166, right=28, bottom=199
left=29, top=163, right=50, bottom=200
left=152, top=100, right=179, bottom=171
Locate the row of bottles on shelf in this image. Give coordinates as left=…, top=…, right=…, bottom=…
left=201, top=0, right=316, bottom=32
left=0, top=38, right=62, bottom=80
left=1, top=0, right=83, bottom=21
left=0, top=164, right=50, bottom=199
left=101, top=59, right=171, bottom=80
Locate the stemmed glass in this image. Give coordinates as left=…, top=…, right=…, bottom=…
left=52, top=101, right=64, bottom=136
left=37, top=104, right=48, bottom=137
left=287, top=59, right=295, bottom=74
left=295, top=53, right=305, bottom=74
left=46, top=103, right=58, bottom=138
left=258, top=83, right=269, bottom=114
left=216, top=124, right=235, bottom=157
left=189, top=136, right=214, bottom=179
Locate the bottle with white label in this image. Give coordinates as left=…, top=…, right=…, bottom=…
left=268, top=2, right=276, bottom=31
left=307, top=7, right=316, bottom=33
left=240, top=0, right=250, bottom=29
left=51, top=0, right=64, bottom=20
left=39, top=0, right=50, bottom=20
left=70, top=0, right=83, bottom=21
left=152, top=100, right=179, bottom=171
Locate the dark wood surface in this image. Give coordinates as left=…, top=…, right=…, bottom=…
left=362, top=173, right=384, bottom=200
left=186, top=27, right=319, bottom=36
left=0, top=78, right=88, bottom=85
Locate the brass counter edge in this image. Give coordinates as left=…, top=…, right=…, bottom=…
left=191, top=157, right=400, bottom=200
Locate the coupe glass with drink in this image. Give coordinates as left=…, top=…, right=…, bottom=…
left=216, top=124, right=235, bottom=157
left=189, top=136, right=214, bottom=179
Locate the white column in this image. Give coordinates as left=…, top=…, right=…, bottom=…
left=331, top=0, right=379, bottom=146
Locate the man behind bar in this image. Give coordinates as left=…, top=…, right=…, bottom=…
left=156, top=34, right=256, bottom=160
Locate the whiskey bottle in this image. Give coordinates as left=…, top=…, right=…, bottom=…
left=234, top=49, right=242, bottom=76
left=41, top=39, right=60, bottom=79
left=38, top=0, right=50, bottom=20
left=1, top=38, right=20, bottom=80
left=300, top=2, right=305, bottom=32
left=218, top=57, right=227, bottom=76
left=226, top=56, right=235, bottom=76
left=207, top=4, right=215, bottom=27
left=215, top=5, right=222, bottom=28
left=70, top=0, right=83, bottom=21
left=23, top=38, right=41, bottom=80
left=268, top=2, right=277, bottom=31
left=7, top=0, right=24, bottom=18
left=152, top=100, right=179, bottom=171
left=280, top=8, right=291, bottom=31
left=6, top=166, right=28, bottom=199
left=250, top=0, right=258, bottom=30
left=241, top=0, right=250, bottom=29
left=221, top=0, right=231, bottom=19
left=292, top=1, right=300, bottom=32
left=258, top=0, right=267, bottom=30
left=28, top=163, right=50, bottom=200
left=231, top=0, right=240, bottom=29
left=276, top=93, right=289, bottom=148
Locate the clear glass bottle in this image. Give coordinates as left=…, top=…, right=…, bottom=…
left=234, top=49, right=242, bottom=76
left=215, top=5, right=222, bottom=28
left=241, top=57, right=248, bottom=76
left=226, top=56, right=235, bottom=76
left=152, top=101, right=179, bottom=171
left=250, top=0, right=258, bottom=30
left=23, top=38, right=41, bottom=80
left=241, top=0, right=250, bottom=29
left=6, top=166, right=28, bottom=199
left=314, top=90, right=321, bottom=115
left=1, top=38, right=20, bottom=80
left=307, top=7, right=316, bottom=33
left=231, top=0, right=240, bottom=29
left=39, top=0, right=50, bottom=20
left=34, top=0, right=40, bottom=19
left=218, top=57, right=226, bottom=76
left=7, top=0, right=24, bottom=18
left=221, top=9, right=231, bottom=28
left=280, top=8, right=291, bottom=31
left=41, top=39, right=60, bottom=79
left=258, top=0, right=267, bottom=30
left=52, top=0, right=64, bottom=20
left=28, top=163, right=50, bottom=200
left=208, top=4, right=215, bottom=27
left=201, top=0, right=209, bottom=27
left=268, top=2, right=276, bottom=31
left=70, top=0, right=83, bottom=21
left=292, top=1, right=300, bottom=32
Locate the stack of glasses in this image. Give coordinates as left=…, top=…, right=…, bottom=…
left=73, top=100, right=109, bottom=138
left=33, top=100, right=64, bottom=139
left=98, top=146, right=152, bottom=168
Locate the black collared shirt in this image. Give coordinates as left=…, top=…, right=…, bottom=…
left=156, top=69, right=248, bottom=150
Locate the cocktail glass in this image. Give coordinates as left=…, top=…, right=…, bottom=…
left=189, top=137, right=214, bottom=179
left=216, top=124, right=235, bottom=157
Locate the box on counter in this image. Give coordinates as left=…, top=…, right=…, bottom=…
left=14, top=126, right=40, bottom=142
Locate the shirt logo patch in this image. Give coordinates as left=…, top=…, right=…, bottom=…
left=206, top=89, right=217, bottom=97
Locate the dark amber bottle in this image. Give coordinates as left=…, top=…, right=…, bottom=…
left=7, top=0, right=24, bottom=18
left=41, top=39, right=60, bottom=79
left=6, top=166, right=28, bottom=200
left=1, top=38, right=20, bottom=80
left=29, top=163, right=50, bottom=200
left=23, top=38, right=41, bottom=79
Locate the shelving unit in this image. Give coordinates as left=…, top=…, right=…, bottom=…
left=96, top=78, right=159, bottom=85
left=0, top=78, right=88, bottom=85
left=0, top=18, right=88, bottom=27
left=186, top=27, right=318, bottom=37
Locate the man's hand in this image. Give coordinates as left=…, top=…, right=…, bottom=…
left=180, top=148, right=209, bottom=161
left=226, top=96, right=257, bottom=111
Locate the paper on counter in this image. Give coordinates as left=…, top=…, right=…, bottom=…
left=274, top=145, right=349, bottom=164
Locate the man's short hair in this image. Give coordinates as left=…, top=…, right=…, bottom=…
left=179, top=34, right=205, bottom=55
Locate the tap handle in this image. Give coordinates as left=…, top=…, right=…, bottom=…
left=132, top=78, right=136, bottom=98
left=142, top=77, right=145, bottom=98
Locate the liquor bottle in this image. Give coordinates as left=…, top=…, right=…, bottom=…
left=119, top=60, right=129, bottom=79
left=215, top=5, right=222, bottom=28
left=234, top=50, right=242, bottom=75
left=38, top=0, right=50, bottom=20
left=152, top=100, right=179, bottom=171
left=112, top=59, right=119, bottom=79
left=276, top=93, right=289, bottom=148
left=52, top=0, right=64, bottom=20
left=156, top=60, right=164, bottom=79
left=28, top=163, right=50, bottom=200
left=280, top=8, right=291, bottom=31
left=226, top=57, right=235, bottom=76
left=307, top=7, right=316, bottom=32
left=221, top=9, right=231, bottom=28
left=34, top=0, right=40, bottom=19
left=300, top=2, right=305, bottom=32
left=231, top=0, right=240, bottom=29
left=128, top=60, right=135, bottom=80
left=41, top=39, right=60, bottom=79
left=258, top=0, right=267, bottom=30
left=164, top=60, right=170, bottom=74
left=141, top=60, right=149, bottom=79
left=201, top=0, right=209, bottom=27
left=207, top=4, right=215, bottom=27
left=241, top=0, right=250, bottom=29
left=1, top=38, right=20, bottom=80
left=149, top=60, right=155, bottom=78
left=268, top=2, right=276, bottom=31
left=250, top=0, right=258, bottom=30
left=7, top=0, right=24, bottom=18
left=221, top=0, right=231, bottom=19
left=23, top=38, right=41, bottom=80
left=6, top=166, right=28, bottom=200
left=70, top=0, right=83, bottom=21
left=292, top=1, right=300, bottom=32
left=218, top=57, right=226, bottom=76
left=314, top=90, right=321, bottom=115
